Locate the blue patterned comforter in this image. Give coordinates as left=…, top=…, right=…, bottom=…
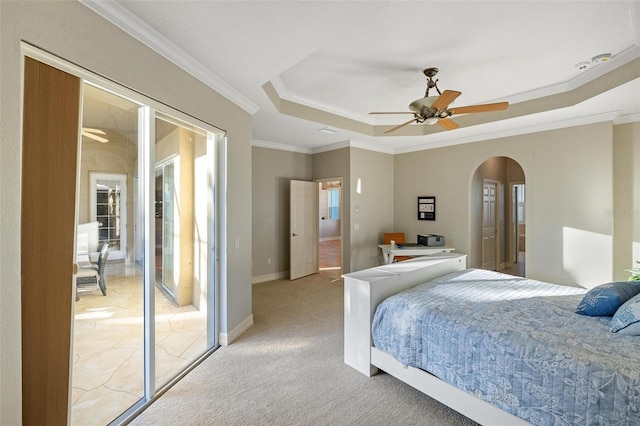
left=372, top=269, right=640, bottom=425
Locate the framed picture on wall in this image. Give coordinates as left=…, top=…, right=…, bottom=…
left=418, top=196, right=436, bottom=220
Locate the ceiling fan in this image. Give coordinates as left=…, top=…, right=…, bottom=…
left=82, top=127, right=109, bottom=143
left=370, top=67, right=509, bottom=134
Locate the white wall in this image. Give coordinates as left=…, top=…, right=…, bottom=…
left=394, top=122, right=615, bottom=288
left=0, top=2, right=252, bottom=423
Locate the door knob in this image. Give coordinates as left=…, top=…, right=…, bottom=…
left=291, top=233, right=298, bottom=237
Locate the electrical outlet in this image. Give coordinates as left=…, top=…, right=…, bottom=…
left=267, top=257, right=272, bottom=265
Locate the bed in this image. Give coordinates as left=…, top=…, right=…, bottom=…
left=343, top=255, right=640, bottom=425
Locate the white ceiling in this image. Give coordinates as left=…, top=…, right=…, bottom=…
left=81, top=0, right=640, bottom=154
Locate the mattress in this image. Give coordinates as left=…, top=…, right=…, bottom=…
left=372, top=268, right=640, bottom=425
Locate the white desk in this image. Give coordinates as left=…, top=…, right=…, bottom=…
left=378, top=244, right=455, bottom=264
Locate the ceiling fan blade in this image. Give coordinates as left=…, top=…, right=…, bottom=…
left=369, top=112, right=414, bottom=115
left=448, top=101, right=509, bottom=115
left=431, top=90, right=462, bottom=110
left=437, top=118, right=459, bottom=131
left=82, top=127, right=106, bottom=135
left=82, top=130, right=109, bottom=143
left=384, top=118, right=417, bottom=134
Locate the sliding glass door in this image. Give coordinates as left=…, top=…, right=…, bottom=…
left=153, top=115, right=212, bottom=388
left=70, top=78, right=219, bottom=425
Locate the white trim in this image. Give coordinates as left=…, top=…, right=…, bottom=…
left=252, top=139, right=312, bottom=154
left=270, top=46, right=640, bottom=126
left=310, top=139, right=395, bottom=155
left=395, top=110, right=621, bottom=154
left=218, top=314, right=254, bottom=346
left=78, top=0, right=259, bottom=115
left=319, top=236, right=341, bottom=242
left=252, top=272, right=288, bottom=284
left=614, top=112, right=640, bottom=125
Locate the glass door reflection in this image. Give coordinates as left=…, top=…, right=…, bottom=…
left=154, top=115, right=210, bottom=389
left=72, top=83, right=144, bottom=425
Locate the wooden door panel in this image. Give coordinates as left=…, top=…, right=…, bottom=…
left=482, top=182, right=497, bottom=270
left=22, top=57, right=80, bottom=425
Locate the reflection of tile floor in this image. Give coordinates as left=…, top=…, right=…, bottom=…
left=71, top=262, right=207, bottom=425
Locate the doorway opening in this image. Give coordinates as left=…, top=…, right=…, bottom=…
left=472, top=157, right=525, bottom=277
left=511, top=183, right=526, bottom=272
left=317, top=179, right=342, bottom=276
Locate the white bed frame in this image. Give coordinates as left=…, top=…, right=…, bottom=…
left=343, top=255, right=530, bottom=425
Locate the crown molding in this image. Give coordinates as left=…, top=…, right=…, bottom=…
left=309, top=139, right=395, bottom=155
left=269, top=45, right=640, bottom=123
left=502, top=45, right=640, bottom=105
left=614, top=112, right=640, bottom=125
left=395, top=111, right=621, bottom=154
left=79, top=0, right=259, bottom=115
left=270, top=77, right=374, bottom=124
left=252, top=139, right=312, bottom=154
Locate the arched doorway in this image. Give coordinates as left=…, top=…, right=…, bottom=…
left=471, top=156, right=526, bottom=276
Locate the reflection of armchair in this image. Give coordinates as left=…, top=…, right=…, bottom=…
left=76, top=221, right=100, bottom=263
left=76, top=242, right=112, bottom=296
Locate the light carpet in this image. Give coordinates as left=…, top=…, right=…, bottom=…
left=131, top=272, right=478, bottom=426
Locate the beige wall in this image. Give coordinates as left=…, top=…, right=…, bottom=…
left=1, top=2, right=252, bottom=423
left=348, top=148, right=394, bottom=271
left=613, top=122, right=640, bottom=280
left=252, top=145, right=394, bottom=276
left=394, top=122, right=616, bottom=287
left=312, top=148, right=352, bottom=271
left=251, top=147, right=312, bottom=281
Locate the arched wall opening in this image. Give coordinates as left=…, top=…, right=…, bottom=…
left=470, top=156, right=526, bottom=275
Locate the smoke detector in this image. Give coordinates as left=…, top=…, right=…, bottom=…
left=575, top=61, right=591, bottom=71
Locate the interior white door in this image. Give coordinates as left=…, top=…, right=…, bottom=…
left=482, top=180, right=497, bottom=270
left=290, top=180, right=318, bottom=280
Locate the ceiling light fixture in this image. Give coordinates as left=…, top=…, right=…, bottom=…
left=318, top=127, right=336, bottom=134
left=592, top=53, right=612, bottom=63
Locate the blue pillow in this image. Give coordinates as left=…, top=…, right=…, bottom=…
left=610, top=293, right=640, bottom=335
left=575, top=281, right=640, bottom=316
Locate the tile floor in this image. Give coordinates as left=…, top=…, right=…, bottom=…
left=71, top=261, right=208, bottom=425
left=73, top=240, right=343, bottom=424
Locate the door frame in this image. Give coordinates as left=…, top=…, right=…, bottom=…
left=509, top=181, right=526, bottom=267
left=21, top=43, right=224, bottom=424
left=315, top=177, right=343, bottom=272
left=89, top=172, right=128, bottom=260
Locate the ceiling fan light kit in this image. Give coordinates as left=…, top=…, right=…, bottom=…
left=371, top=67, right=509, bottom=134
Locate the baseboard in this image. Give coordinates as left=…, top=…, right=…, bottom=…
left=319, top=236, right=341, bottom=242
left=219, top=314, right=253, bottom=346
left=252, top=271, right=288, bottom=284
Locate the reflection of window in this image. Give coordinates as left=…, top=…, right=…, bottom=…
left=328, top=189, right=339, bottom=220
